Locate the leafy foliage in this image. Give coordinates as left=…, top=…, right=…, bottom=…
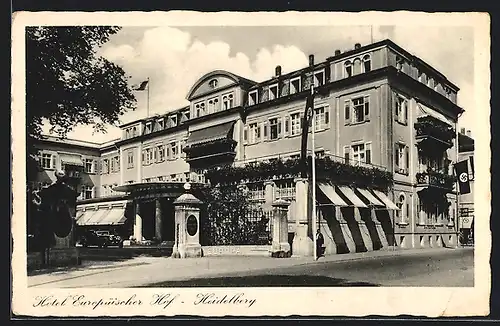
left=205, top=156, right=393, bottom=191
left=201, top=185, right=272, bottom=246
left=26, top=26, right=136, bottom=180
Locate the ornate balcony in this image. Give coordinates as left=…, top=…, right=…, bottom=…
left=416, top=171, right=455, bottom=192
left=414, top=116, right=455, bottom=150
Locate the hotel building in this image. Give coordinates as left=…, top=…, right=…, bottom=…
left=29, top=39, right=465, bottom=256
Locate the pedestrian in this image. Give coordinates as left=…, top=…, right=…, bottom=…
left=316, top=229, right=324, bottom=259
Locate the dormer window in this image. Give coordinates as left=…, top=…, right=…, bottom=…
left=396, top=56, right=404, bottom=70
left=344, top=61, right=352, bottom=77
left=427, top=77, right=434, bottom=88
left=313, top=69, right=325, bottom=87
left=170, top=115, right=177, bottom=126
left=195, top=101, right=205, bottom=118
left=353, top=58, right=362, bottom=75
left=208, top=97, right=220, bottom=113
left=418, top=71, right=425, bottom=83
left=362, top=55, right=371, bottom=72
left=132, top=126, right=137, bottom=137
left=145, top=122, right=152, bottom=134
left=125, top=129, right=130, bottom=139
left=248, top=90, right=258, bottom=105
left=290, top=77, right=301, bottom=94
left=269, top=84, right=279, bottom=100
left=222, top=93, right=234, bottom=110
left=157, top=118, right=164, bottom=130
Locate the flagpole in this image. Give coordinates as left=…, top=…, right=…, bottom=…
left=311, top=85, right=317, bottom=261
left=455, top=121, right=460, bottom=247
left=147, top=77, right=150, bottom=118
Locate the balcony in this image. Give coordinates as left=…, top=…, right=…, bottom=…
left=416, top=171, right=455, bottom=192
left=414, top=116, right=455, bottom=150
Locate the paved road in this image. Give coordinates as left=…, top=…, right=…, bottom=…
left=28, top=247, right=473, bottom=288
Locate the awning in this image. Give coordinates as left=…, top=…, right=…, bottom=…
left=60, top=154, right=84, bottom=166
left=185, top=121, right=235, bottom=147
left=99, top=207, right=127, bottom=225
left=318, top=183, right=348, bottom=206
left=417, top=102, right=453, bottom=126
left=357, top=188, right=385, bottom=207
left=336, top=186, right=368, bottom=208
left=75, top=210, right=85, bottom=221
left=85, top=208, right=111, bottom=225
left=372, top=190, right=400, bottom=210
left=76, top=209, right=99, bottom=226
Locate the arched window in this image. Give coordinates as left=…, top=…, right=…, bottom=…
left=344, top=60, right=352, bottom=77
left=353, top=58, right=362, bottom=75
left=362, top=55, right=371, bottom=72
left=132, top=127, right=137, bottom=137
left=396, top=193, right=406, bottom=223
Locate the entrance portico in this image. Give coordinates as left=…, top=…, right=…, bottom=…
left=114, top=182, right=208, bottom=243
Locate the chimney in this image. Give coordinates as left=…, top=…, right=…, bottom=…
left=460, top=127, right=466, bottom=134
left=354, top=43, right=362, bottom=49
left=466, top=130, right=472, bottom=137
left=309, top=54, right=315, bottom=67
left=275, top=65, right=282, bottom=77
left=334, top=49, right=341, bottom=56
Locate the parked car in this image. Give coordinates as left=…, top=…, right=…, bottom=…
left=80, top=230, right=123, bottom=248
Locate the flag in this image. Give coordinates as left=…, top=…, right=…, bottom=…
left=134, top=80, right=149, bottom=91
left=300, top=86, right=315, bottom=177
left=454, top=160, right=471, bottom=194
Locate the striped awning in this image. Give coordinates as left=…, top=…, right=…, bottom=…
left=417, top=102, right=453, bottom=126
left=85, top=208, right=110, bottom=225
left=357, top=188, right=385, bottom=207
left=98, top=207, right=127, bottom=225
left=372, top=190, right=400, bottom=210
left=76, top=209, right=99, bottom=226
left=60, top=154, right=84, bottom=166
left=336, top=186, right=368, bottom=208
left=318, top=183, right=349, bottom=206
left=185, top=121, right=235, bottom=148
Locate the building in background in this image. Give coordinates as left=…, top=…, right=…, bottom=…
left=29, top=39, right=465, bottom=256
left=458, top=128, right=475, bottom=245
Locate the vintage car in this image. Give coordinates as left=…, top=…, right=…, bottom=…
left=79, top=230, right=123, bottom=248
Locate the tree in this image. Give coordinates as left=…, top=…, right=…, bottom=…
left=26, top=26, right=136, bottom=181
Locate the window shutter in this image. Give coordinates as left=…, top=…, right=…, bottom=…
left=299, top=112, right=305, bottom=133
left=93, top=160, right=98, bottom=174
left=325, top=106, right=330, bottom=126
left=405, top=145, right=410, bottom=174
left=343, top=146, right=350, bottom=164
left=364, top=95, right=370, bottom=120
left=141, top=151, right=145, bottom=164
left=243, top=126, right=248, bottom=145
left=256, top=125, right=261, bottom=141
left=180, top=141, right=187, bottom=159
left=394, top=143, right=400, bottom=171
left=365, top=143, right=372, bottom=164
left=278, top=119, right=282, bottom=138
left=166, top=145, right=171, bottom=160
left=393, top=93, right=399, bottom=121
left=284, top=116, right=290, bottom=136
left=153, top=147, right=158, bottom=162
left=52, top=155, right=57, bottom=169
left=403, top=100, right=408, bottom=124
left=177, top=141, right=182, bottom=159
left=344, top=100, right=350, bottom=124
left=263, top=122, right=269, bottom=140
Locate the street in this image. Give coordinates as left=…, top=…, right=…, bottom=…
left=28, top=247, right=474, bottom=288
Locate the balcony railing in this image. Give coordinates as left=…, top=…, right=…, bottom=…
left=416, top=171, right=455, bottom=190
left=414, top=116, right=455, bottom=149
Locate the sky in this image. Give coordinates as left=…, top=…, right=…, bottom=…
left=43, top=25, right=475, bottom=143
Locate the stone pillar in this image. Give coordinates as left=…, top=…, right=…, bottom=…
left=134, top=202, right=143, bottom=243
left=172, top=183, right=203, bottom=258
left=419, top=208, right=426, bottom=225
left=155, top=199, right=162, bottom=241
left=271, top=200, right=291, bottom=257
left=264, top=181, right=275, bottom=211
left=292, top=177, right=313, bottom=256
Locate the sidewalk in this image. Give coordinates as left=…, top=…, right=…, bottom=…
left=27, top=246, right=471, bottom=288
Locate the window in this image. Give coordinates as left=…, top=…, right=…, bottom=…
left=395, top=193, right=407, bottom=224
left=314, top=70, right=325, bottom=87
left=170, top=141, right=178, bottom=159
left=82, top=186, right=94, bottom=200
left=427, top=77, right=434, bottom=88
left=127, top=150, right=134, bottom=168
left=248, top=122, right=260, bottom=144
left=352, top=96, right=370, bottom=123
left=102, top=159, right=109, bottom=174
left=249, top=184, right=265, bottom=201
left=344, top=61, right=352, bottom=77
left=248, top=90, right=258, bottom=105
left=208, top=97, right=220, bottom=114
left=269, top=84, right=279, bottom=100
left=222, top=93, right=234, bottom=110
left=344, top=142, right=371, bottom=165
left=170, top=115, right=177, bottom=127
left=41, top=153, right=55, bottom=169
left=363, top=55, right=371, bottom=72
left=276, top=180, right=296, bottom=199
left=125, top=129, right=130, bottom=139
left=157, top=118, right=164, bottom=130
left=157, top=144, right=165, bottom=162
left=396, top=56, right=404, bottom=70
left=132, top=127, right=137, bottom=137
left=418, top=71, right=425, bottom=83
left=353, top=58, right=362, bottom=75
left=145, top=122, right=152, bottom=134
left=314, top=106, right=329, bottom=131
left=269, top=118, right=280, bottom=140
left=291, top=113, right=301, bottom=136
left=143, top=148, right=153, bottom=165
left=290, top=77, right=301, bottom=94
left=195, top=101, right=205, bottom=117
left=395, top=94, right=408, bottom=124
left=315, top=150, right=325, bottom=159
left=395, top=143, right=409, bottom=174
left=352, top=144, right=365, bottom=165
left=110, top=157, right=116, bottom=172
